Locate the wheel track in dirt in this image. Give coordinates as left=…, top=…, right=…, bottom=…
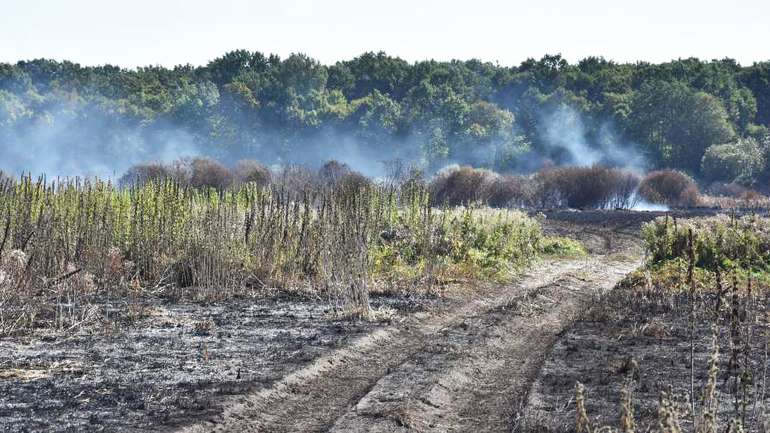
left=176, top=255, right=640, bottom=433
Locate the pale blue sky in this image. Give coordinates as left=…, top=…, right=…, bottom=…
left=1, top=0, right=768, bottom=67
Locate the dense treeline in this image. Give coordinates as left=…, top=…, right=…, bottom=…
left=1, top=51, right=769, bottom=184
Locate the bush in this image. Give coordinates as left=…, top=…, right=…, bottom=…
left=315, top=160, right=371, bottom=193
left=318, top=160, right=353, bottom=186
left=532, top=165, right=641, bottom=209
left=706, top=181, right=750, bottom=198
left=700, top=182, right=769, bottom=209
left=118, top=162, right=172, bottom=187
left=382, top=158, right=424, bottom=186
left=188, top=157, right=234, bottom=190
left=274, top=165, right=320, bottom=195
left=701, top=138, right=764, bottom=184
left=234, top=159, right=271, bottom=187
left=336, top=172, right=372, bottom=193
left=429, top=164, right=640, bottom=210
left=638, top=170, right=699, bottom=207
left=485, top=175, right=536, bottom=208
left=642, top=215, right=770, bottom=271
left=429, top=166, right=497, bottom=206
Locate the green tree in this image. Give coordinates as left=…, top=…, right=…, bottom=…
left=629, top=81, right=735, bottom=171
left=701, top=138, right=765, bottom=184
left=740, top=62, right=770, bottom=126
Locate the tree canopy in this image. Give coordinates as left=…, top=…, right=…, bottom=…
left=1, top=52, right=769, bottom=180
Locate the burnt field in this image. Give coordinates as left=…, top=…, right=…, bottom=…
left=3, top=201, right=770, bottom=432
left=0, top=294, right=439, bottom=432
left=0, top=208, right=644, bottom=432
left=526, top=212, right=770, bottom=433
left=3, top=13, right=770, bottom=432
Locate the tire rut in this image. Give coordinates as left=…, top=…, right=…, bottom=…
left=176, top=257, right=639, bottom=433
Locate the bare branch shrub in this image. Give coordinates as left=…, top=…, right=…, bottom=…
left=485, top=175, right=537, bottom=208
left=429, top=165, right=497, bottom=206
left=318, top=160, right=354, bottom=186
left=117, top=162, right=172, bottom=187
left=234, top=159, right=271, bottom=187
left=533, top=165, right=641, bottom=209
left=188, top=157, right=235, bottom=190
left=274, top=164, right=320, bottom=195
left=639, top=169, right=700, bottom=208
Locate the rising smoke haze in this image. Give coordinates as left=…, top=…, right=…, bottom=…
left=0, top=98, right=647, bottom=180
left=538, top=105, right=646, bottom=171
left=7, top=50, right=760, bottom=194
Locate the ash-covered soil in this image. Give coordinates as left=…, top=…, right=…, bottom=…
left=524, top=284, right=770, bottom=432
left=177, top=258, right=640, bottom=433
left=0, top=294, right=438, bottom=432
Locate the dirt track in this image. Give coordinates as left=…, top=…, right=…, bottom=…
left=178, top=217, right=643, bottom=433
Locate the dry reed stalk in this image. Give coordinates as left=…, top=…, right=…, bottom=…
left=576, top=382, right=593, bottom=433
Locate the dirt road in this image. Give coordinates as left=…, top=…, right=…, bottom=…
left=179, top=243, right=641, bottom=433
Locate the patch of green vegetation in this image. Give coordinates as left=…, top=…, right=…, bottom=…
left=628, top=214, right=770, bottom=293
left=370, top=207, right=546, bottom=283
left=540, top=236, right=587, bottom=258
left=642, top=214, right=770, bottom=273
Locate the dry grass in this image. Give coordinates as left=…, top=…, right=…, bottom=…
left=571, top=215, right=770, bottom=433
left=0, top=175, right=550, bottom=335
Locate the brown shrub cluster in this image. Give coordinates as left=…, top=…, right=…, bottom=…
left=638, top=169, right=700, bottom=207
left=429, top=166, right=498, bottom=206
left=116, top=159, right=729, bottom=211
left=120, top=158, right=273, bottom=190
left=270, top=161, right=371, bottom=196
left=273, top=165, right=318, bottom=194
left=699, top=182, right=770, bottom=209
left=318, top=160, right=353, bottom=185
left=188, top=158, right=235, bottom=190
left=117, top=162, right=171, bottom=186
left=234, top=159, right=272, bottom=187
left=707, top=181, right=750, bottom=198
left=318, top=160, right=371, bottom=192
left=119, top=158, right=375, bottom=194
left=533, top=166, right=641, bottom=209
left=485, top=175, right=536, bottom=208
left=429, top=165, right=641, bottom=209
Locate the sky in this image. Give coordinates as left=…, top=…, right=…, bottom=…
left=1, top=0, right=769, bottom=67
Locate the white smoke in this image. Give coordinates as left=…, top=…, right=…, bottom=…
left=538, top=104, right=646, bottom=171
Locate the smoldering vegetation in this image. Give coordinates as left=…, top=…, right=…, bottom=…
left=114, top=158, right=660, bottom=210
left=428, top=164, right=641, bottom=209
left=114, top=155, right=770, bottom=212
